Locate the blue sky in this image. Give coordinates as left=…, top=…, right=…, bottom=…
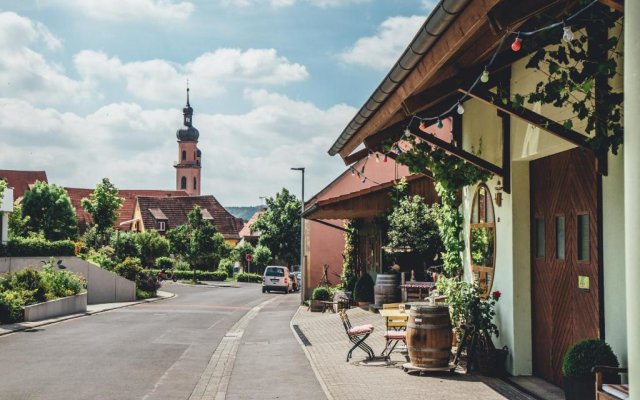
left=1, top=0, right=436, bottom=205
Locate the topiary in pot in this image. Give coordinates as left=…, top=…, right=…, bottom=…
left=562, top=339, right=619, bottom=400
left=309, top=286, right=331, bottom=312
left=353, top=272, right=374, bottom=307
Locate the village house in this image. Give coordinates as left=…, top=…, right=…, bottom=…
left=324, top=0, right=632, bottom=391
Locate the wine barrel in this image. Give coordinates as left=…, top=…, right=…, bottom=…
left=374, top=274, right=399, bottom=306
left=406, top=304, right=452, bottom=369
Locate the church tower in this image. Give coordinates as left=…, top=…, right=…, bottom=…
left=174, top=87, right=202, bottom=196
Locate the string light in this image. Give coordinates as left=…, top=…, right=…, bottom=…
left=437, top=119, right=443, bottom=129
left=404, top=128, right=412, bottom=137
left=562, top=25, right=574, bottom=42
left=480, top=68, right=490, bottom=83
left=511, top=35, right=522, bottom=51
left=361, top=176, right=367, bottom=183
left=457, top=102, right=465, bottom=114
left=395, top=145, right=402, bottom=155
left=351, top=168, right=356, bottom=177
left=360, top=165, right=365, bottom=174
left=384, top=154, right=388, bottom=162
left=375, top=153, right=380, bottom=163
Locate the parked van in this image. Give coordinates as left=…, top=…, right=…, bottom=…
left=262, top=266, right=291, bottom=294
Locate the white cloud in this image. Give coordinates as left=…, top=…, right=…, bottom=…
left=221, top=0, right=369, bottom=8
left=46, top=0, right=194, bottom=22
left=0, top=92, right=355, bottom=205
left=0, top=12, right=90, bottom=105
left=340, top=15, right=425, bottom=71
left=74, top=48, right=309, bottom=103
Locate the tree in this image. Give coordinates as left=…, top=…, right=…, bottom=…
left=232, top=241, right=254, bottom=272
left=110, top=231, right=139, bottom=261
left=135, top=230, right=170, bottom=268
left=21, top=181, right=78, bottom=241
left=185, top=206, right=225, bottom=281
left=166, top=224, right=190, bottom=257
left=81, top=178, right=124, bottom=237
left=252, top=188, right=301, bottom=266
left=8, top=201, right=30, bottom=238
left=253, top=244, right=272, bottom=273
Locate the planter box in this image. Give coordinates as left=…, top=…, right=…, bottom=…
left=24, top=292, right=87, bottom=322
left=309, top=299, right=325, bottom=312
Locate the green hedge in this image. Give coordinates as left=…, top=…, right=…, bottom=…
left=0, top=237, right=75, bottom=257
left=146, top=269, right=228, bottom=282
left=235, top=272, right=262, bottom=283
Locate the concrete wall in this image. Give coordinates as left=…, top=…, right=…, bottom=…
left=304, top=219, right=345, bottom=299
left=24, top=292, right=87, bottom=322
left=0, top=257, right=136, bottom=304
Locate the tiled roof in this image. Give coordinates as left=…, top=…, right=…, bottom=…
left=149, top=208, right=167, bottom=220
left=136, top=195, right=241, bottom=240
left=238, top=209, right=266, bottom=238
left=65, top=188, right=189, bottom=230
left=0, top=170, right=48, bottom=199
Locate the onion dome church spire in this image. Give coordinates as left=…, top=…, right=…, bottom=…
left=174, top=85, right=202, bottom=196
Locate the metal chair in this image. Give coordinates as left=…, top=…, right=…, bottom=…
left=339, top=310, right=375, bottom=362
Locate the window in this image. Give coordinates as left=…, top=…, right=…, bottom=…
left=158, top=221, right=166, bottom=232
left=265, top=267, right=284, bottom=277
left=181, top=176, right=187, bottom=189
left=577, top=214, right=590, bottom=261
left=181, top=150, right=186, bottom=161
left=469, top=184, right=496, bottom=296
left=193, top=177, right=197, bottom=190
left=535, top=218, right=545, bottom=258
left=556, top=215, right=565, bottom=260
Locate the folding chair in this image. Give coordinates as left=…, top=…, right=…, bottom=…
left=381, top=330, right=407, bottom=359
left=339, top=310, right=375, bottom=362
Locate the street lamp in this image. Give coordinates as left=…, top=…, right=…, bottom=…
left=290, top=167, right=305, bottom=303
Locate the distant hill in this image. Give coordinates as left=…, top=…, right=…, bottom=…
left=226, top=206, right=264, bottom=222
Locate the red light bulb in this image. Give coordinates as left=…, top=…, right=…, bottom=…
left=511, top=37, right=522, bottom=52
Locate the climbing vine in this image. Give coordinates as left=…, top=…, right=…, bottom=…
left=0, top=179, right=6, bottom=203
left=340, top=219, right=360, bottom=291
left=396, top=139, right=491, bottom=278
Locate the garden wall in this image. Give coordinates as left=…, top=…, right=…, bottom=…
left=23, top=292, right=87, bottom=322
left=0, top=257, right=136, bottom=304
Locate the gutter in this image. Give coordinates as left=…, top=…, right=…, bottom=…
left=328, top=0, right=472, bottom=156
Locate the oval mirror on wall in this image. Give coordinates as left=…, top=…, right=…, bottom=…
left=469, top=183, right=496, bottom=296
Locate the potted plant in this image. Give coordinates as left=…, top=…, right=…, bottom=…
left=353, top=272, right=374, bottom=308
left=309, top=287, right=331, bottom=312
left=562, top=339, right=619, bottom=400
left=470, top=289, right=508, bottom=377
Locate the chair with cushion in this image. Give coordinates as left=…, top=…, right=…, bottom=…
left=381, top=330, right=406, bottom=359
left=339, top=310, right=375, bottom=362
left=593, top=366, right=629, bottom=400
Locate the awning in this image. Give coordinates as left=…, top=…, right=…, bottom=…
left=303, top=174, right=438, bottom=220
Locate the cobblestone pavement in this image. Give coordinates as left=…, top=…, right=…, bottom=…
left=291, top=307, right=536, bottom=400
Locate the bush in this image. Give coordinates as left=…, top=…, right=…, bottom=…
left=174, top=260, right=190, bottom=271
left=136, top=230, right=170, bottom=268
left=353, top=272, right=374, bottom=303
left=0, top=237, right=75, bottom=257
left=562, top=339, right=619, bottom=378
left=136, top=289, right=154, bottom=300
left=137, top=270, right=160, bottom=293
left=235, top=272, right=262, bottom=283
left=10, top=268, right=47, bottom=303
left=155, top=256, right=175, bottom=270
left=0, top=290, right=26, bottom=324
left=84, top=247, right=117, bottom=271
left=211, top=270, right=228, bottom=281
left=113, top=258, right=143, bottom=282
left=40, top=263, right=86, bottom=300
left=146, top=269, right=228, bottom=282
left=218, top=258, right=234, bottom=277
left=312, top=287, right=331, bottom=301
left=111, top=231, right=139, bottom=260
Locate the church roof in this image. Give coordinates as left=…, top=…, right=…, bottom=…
left=0, top=169, right=48, bottom=199
left=136, top=195, right=241, bottom=240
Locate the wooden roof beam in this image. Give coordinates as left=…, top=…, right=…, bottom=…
left=461, top=88, right=591, bottom=150
left=343, top=148, right=370, bottom=166
left=598, top=0, right=623, bottom=12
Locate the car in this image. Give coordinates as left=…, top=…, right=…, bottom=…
left=293, top=271, right=302, bottom=289
left=262, top=266, right=291, bottom=294
left=289, top=273, right=299, bottom=292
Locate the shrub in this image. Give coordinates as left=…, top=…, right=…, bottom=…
left=136, top=289, right=154, bottom=300
left=111, top=231, right=139, bottom=260
left=155, top=256, right=175, bottom=270
left=0, top=290, right=26, bottom=324
left=218, top=258, right=234, bottom=277
left=353, top=272, right=374, bottom=303
left=136, top=230, right=170, bottom=268
left=113, top=257, right=143, bottom=282
left=174, top=260, right=190, bottom=271
left=136, top=270, right=160, bottom=294
left=235, top=272, right=262, bottom=283
left=10, top=268, right=47, bottom=303
left=312, top=287, right=331, bottom=301
left=562, top=339, right=619, bottom=378
left=0, top=237, right=75, bottom=257
left=40, top=264, right=86, bottom=300
left=146, top=269, right=227, bottom=282
left=211, top=270, right=228, bottom=281
left=84, top=247, right=117, bottom=270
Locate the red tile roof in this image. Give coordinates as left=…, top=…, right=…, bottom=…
left=136, top=195, right=241, bottom=240
left=65, top=188, right=189, bottom=230
left=0, top=170, right=48, bottom=199
left=239, top=209, right=266, bottom=238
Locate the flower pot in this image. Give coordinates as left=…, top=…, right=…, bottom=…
left=477, top=346, right=508, bottom=377
left=309, top=299, right=325, bottom=312
left=563, top=376, right=595, bottom=400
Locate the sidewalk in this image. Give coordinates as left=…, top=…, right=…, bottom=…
left=0, top=290, right=174, bottom=337
left=291, top=306, right=536, bottom=400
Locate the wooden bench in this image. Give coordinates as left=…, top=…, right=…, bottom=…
left=593, top=366, right=629, bottom=400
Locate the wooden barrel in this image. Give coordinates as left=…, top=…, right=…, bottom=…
left=374, top=274, right=399, bottom=306
left=406, top=304, right=452, bottom=369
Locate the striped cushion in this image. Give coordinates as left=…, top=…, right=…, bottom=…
left=348, top=324, right=374, bottom=336
left=602, top=384, right=629, bottom=399
left=384, top=331, right=406, bottom=340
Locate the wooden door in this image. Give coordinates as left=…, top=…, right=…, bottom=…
left=530, top=148, right=600, bottom=386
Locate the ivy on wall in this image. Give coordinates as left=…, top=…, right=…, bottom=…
left=340, top=219, right=360, bottom=291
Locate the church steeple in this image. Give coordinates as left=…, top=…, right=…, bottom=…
left=174, top=84, right=201, bottom=196
left=183, top=87, right=193, bottom=127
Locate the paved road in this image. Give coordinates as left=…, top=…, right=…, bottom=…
left=0, top=282, right=325, bottom=400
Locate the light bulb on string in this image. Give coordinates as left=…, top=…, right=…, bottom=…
left=481, top=68, right=490, bottom=83
left=360, top=165, right=365, bottom=174
left=562, top=25, right=574, bottom=42
left=511, top=35, right=522, bottom=52
left=419, top=121, right=427, bottom=131
left=367, top=152, right=371, bottom=159
left=404, top=128, right=411, bottom=137
left=437, top=119, right=443, bottom=129
left=384, top=154, right=388, bottom=163
left=395, top=145, right=402, bottom=155
left=457, top=102, right=465, bottom=114
left=351, top=168, right=356, bottom=177
left=361, top=176, right=367, bottom=184
left=375, top=153, right=380, bottom=163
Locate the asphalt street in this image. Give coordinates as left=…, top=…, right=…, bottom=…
left=0, top=282, right=326, bottom=400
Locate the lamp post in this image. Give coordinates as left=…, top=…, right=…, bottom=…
left=290, top=167, right=305, bottom=303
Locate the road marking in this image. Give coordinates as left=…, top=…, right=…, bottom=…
left=188, top=296, right=279, bottom=400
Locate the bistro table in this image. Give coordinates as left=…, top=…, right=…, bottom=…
left=379, top=308, right=409, bottom=330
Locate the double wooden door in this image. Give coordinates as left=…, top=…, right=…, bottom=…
left=530, top=148, right=600, bottom=386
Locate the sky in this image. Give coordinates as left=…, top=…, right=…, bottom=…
left=0, top=0, right=437, bottom=206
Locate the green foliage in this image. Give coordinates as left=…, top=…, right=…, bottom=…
left=235, top=272, right=262, bottom=283
left=311, top=286, right=331, bottom=301
left=113, top=257, right=143, bottom=282
left=136, top=289, right=154, bottom=300
left=40, top=259, right=86, bottom=300
left=387, top=190, right=443, bottom=260
left=21, top=181, right=78, bottom=241
left=81, top=225, right=114, bottom=251
left=147, top=269, right=228, bottom=281
left=471, top=227, right=492, bottom=265
left=232, top=241, right=254, bottom=270
left=110, top=231, right=139, bottom=261
left=0, top=236, right=76, bottom=257
left=81, top=178, right=124, bottom=237
left=218, top=258, right=234, bottom=277
left=0, top=290, right=25, bottom=324
left=10, top=268, right=47, bottom=303
left=353, top=272, right=374, bottom=303
left=252, top=188, right=301, bottom=266
left=562, top=339, right=619, bottom=378
left=8, top=201, right=30, bottom=239
left=155, top=256, right=175, bottom=270
left=340, top=220, right=359, bottom=291
left=136, top=230, right=170, bottom=268
left=253, top=245, right=272, bottom=270
left=0, top=179, right=6, bottom=202
left=83, top=246, right=117, bottom=270
left=166, top=224, right=190, bottom=257
left=186, top=206, right=226, bottom=273
left=174, top=260, right=190, bottom=271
